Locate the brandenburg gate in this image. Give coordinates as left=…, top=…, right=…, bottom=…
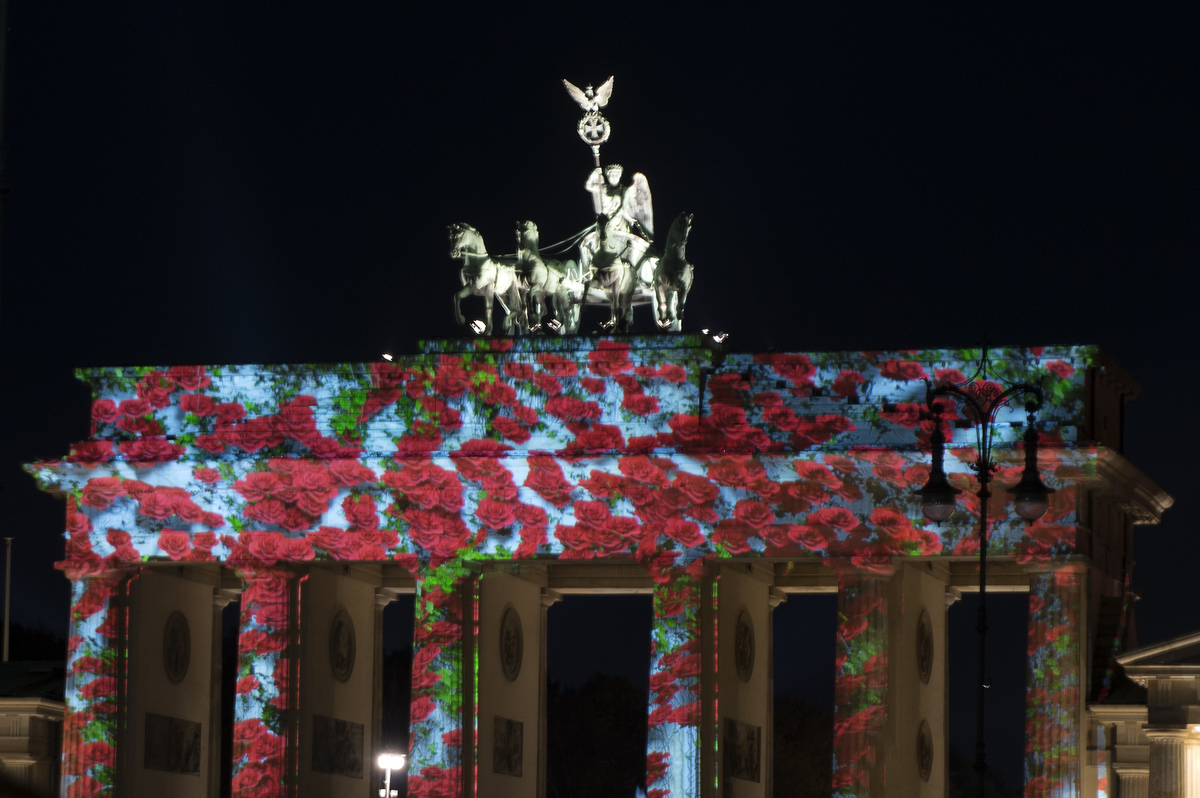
left=25, top=336, right=1171, bottom=797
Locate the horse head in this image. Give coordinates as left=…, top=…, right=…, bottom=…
left=448, top=223, right=484, bottom=259
left=667, top=212, right=693, bottom=250
left=515, top=220, right=539, bottom=252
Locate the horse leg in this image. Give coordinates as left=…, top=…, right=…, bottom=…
left=454, top=286, right=473, bottom=326
left=483, top=286, right=494, bottom=336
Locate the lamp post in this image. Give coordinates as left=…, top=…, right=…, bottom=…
left=378, top=752, right=407, bottom=798
left=914, top=365, right=1055, bottom=797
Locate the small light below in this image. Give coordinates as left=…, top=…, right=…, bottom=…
left=381, top=354, right=393, bottom=362
left=378, top=752, right=406, bottom=770
left=470, top=320, right=487, bottom=334
left=547, top=319, right=563, bottom=332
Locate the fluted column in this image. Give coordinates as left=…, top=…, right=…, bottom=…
left=1186, top=737, right=1200, bottom=798
left=1114, top=765, right=1150, bottom=798
left=646, top=564, right=704, bottom=798
left=59, top=567, right=134, bottom=798
left=404, top=563, right=473, bottom=798
left=1146, top=730, right=1188, bottom=798
left=1026, top=566, right=1085, bottom=798
left=831, top=563, right=893, bottom=798
left=231, top=567, right=300, bottom=798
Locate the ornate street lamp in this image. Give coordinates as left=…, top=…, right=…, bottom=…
left=915, top=361, right=1054, bottom=796
left=377, top=752, right=407, bottom=798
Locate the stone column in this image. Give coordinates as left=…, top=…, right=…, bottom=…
left=211, top=588, right=236, bottom=795
left=1145, top=730, right=1188, bottom=798
left=404, top=563, right=474, bottom=798
left=476, top=569, right=550, bottom=798
left=884, top=562, right=950, bottom=798
left=231, top=567, right=301, bottom=798
left=1186, top=736, right=1200, bottom=798
left=59, top=567, right=132, bottom=798
left=373, top=588, right=399, bottom=775
left=704, top=563, right=774, bottom=798
left=647, top=564, right=704, bottom=798
left=122, top=565, right=225, bottom=798
left=831, top=563, right=893, bottom=798
left=1114, top=765, right=1150, bottom=798
left=296, top=565, right=380, bottom=798
left=1026, top=566, right=1086, bottom=798
left=538, top=588, right=561, bottom=798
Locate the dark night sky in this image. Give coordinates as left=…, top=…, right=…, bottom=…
left=0, top=4, right=1196, bottom=783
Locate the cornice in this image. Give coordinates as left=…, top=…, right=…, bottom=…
left=1076, top=448, right=1175, bottom=525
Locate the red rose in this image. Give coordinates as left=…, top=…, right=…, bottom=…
left=878, top=360, right=928, bottom=382
left=537, top=354, right=578, bottom=377
left=91, top=399, right=119, bottom=423
left=214, top=402, right=246, bottom=424
left=580, top=376, right=607, bottom=394
left=193, top=467, right=222, bottom=484
left=67, top=440, right=115, bottom=466
left=622, top=392, right=660, bottom=415
left=492, top=415, right=531, bottom=444
left=80, top=675, right=117, bottom=700
left=135, top=371, right=177, bottom=408
left=524, top=466, right=573, bottom=508
left=342, top=494, right=380, bottom=529
left=475, top=498, right=516, bottom=530
left=1045, top=360, right=1075, bottom=379
left=118, top=437, right=184, bottom=462
left=618, top=455, right=668, bottom=486
left=81, top=475, right=126, bottom=506
left=244, top=499, right=287, bottom=526
left=806, top=507, right=858, bottom=530
left=657, top=363, right=687, bottom=383
left=131, top=490, right=174, bottom=520
left=663, top=517, right=704, bottom=547
left=166, top=365, right=210, bottom=391
left=787, top=524, right=834, bottom=551
left=503, top=362, right=534, bottom=381
left=587, top=340, right=632, bottom=376
left=158, top=530, right=191, bottom=560
left=117, top=397, right=152, bottom=418
left=760, top=353, right=815, bottom=385
left=195, top=434, right=226, bottom=453
left=734, top=499, right=776, bottom=529
left=545, top=395, right=603, bottom=422
left=566, top=423, right=624, bottom=452
left=712, top=520, right=754, bottom=554
left=409, top=695, right=439, bottom=723
left=180, top=393, right=216, bottom=416
left=533, top=372, right=563, bottom=395
left=831, top=370, right=865, bottom=398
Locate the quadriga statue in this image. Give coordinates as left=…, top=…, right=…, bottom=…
left=653, top=212, right=694, bottom=332
left=515, top=220, right=582, bottom=334
left=449, top=222, right=528, bottom=336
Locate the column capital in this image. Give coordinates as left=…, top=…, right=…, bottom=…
left=1143, top=727, right=1194, bottom=742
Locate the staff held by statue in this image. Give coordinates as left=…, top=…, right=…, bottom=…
left=563, top=77, right=614, bottom=235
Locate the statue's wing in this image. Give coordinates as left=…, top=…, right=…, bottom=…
left=594, top=76, right=614, bottom=108
left=626, top=172, right=654, bottom=238
left=562, top=79, right=591, bottom=110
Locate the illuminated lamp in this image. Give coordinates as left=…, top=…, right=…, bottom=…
left=1008, top=421, right=1055, bottom=522
left=378, top=753, right=406, bottom=797
left=382, top=354, right=393, bottom=362
left=470, top=320, right=487, bottom=335
left=913, top=353, right=1050, bottom=798
left=915, top=418, right=961, bottom=523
